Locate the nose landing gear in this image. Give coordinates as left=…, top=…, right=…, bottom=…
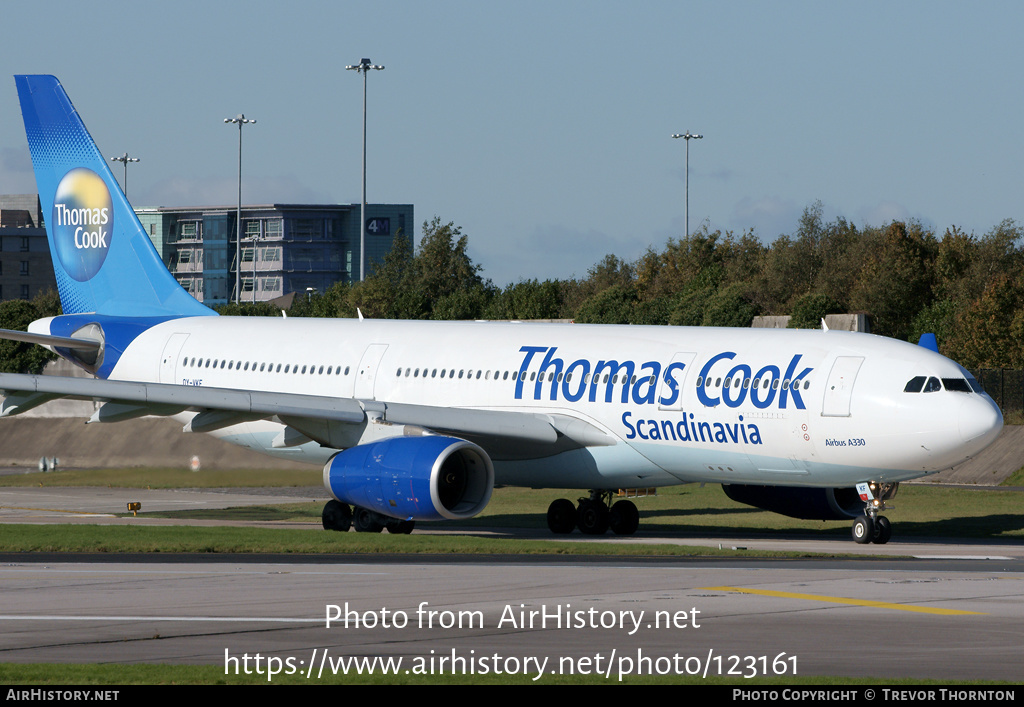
left=851, top=482, right=897, bottom=544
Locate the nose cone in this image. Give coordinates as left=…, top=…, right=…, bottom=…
left=958, top=395, right=1003, bottom=454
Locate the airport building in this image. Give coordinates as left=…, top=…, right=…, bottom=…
left=135, top=202, right=413, bottom=305
left=0, top=195, right=57, bottom=301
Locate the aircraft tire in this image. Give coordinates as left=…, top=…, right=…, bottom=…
left=852, top=515, right=874, bottom=544
left=547, top=498, right=577, bottom=534
left=322, top=500, right=352, bottom=532
left=353, top=507, right=384, bottom=533
left=608, top=500, right=639, bottom=536
left=873, top=515, right=892, bottom=544
left=577, top=499, right=609, bottom=535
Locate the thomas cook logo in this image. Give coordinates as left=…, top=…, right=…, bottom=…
left=52, top=168, right=113, bottom=282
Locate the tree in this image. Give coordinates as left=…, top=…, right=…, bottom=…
left=351, top=218, right=492, bottom=320
left=701, top=282, right=760, bottom=328
left=788, top=293, right=845, bottom=330
left=350, top=233, right=420, bottom=319
left=484, top=279, right=564, bottom=321
left=574, top=284, right=638, bottom=324
left=415, top=217, right=489, bottom=317
left=850, top=221, right=937, bottom=341
left=216, top=301, right=281, bottom=317
left=0, top=293, right=60, bottom=374
left=945, top=274, right=1024, bottom=368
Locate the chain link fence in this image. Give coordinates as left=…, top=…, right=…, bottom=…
left=971, top=369, right=1024, bottom=417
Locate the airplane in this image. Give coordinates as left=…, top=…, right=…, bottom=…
left=1, top=74, right=1004, bottom=544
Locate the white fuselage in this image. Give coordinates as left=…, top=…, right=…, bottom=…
left=100, top=316, right=1003, bottom=491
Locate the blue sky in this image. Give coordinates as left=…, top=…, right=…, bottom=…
left=2, top=1, right=1022, bottom=286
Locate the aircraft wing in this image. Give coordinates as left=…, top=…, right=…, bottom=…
left=0, top=372, right=615, bottom=451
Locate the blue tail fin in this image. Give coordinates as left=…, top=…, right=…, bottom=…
left=15, top=75, right=213, bottom=318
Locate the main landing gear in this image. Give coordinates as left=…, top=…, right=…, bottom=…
left=322, top=500, right=415, bottom=534
left=546, top=491, right=640, bottom=536
left=851, top=482, right=897, bottom=545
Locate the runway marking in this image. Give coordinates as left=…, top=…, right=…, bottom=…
left=0, top=614, right=321, bottom=623
left=702, top=586, right=985, bottom=615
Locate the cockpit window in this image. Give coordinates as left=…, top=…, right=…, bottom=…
left=923, top=377, right=942, bottom=392
left=942, top=378, right=971, bottom=393
left=904, top=376, right=925, bottom=393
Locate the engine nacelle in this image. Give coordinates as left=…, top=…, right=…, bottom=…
left=323, top=435, right=494, bottom=522
left=721, top=484, right=865, bottom=521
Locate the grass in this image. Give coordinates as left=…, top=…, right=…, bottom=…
left=131, top=481, right=1024, bottom=539
left=0, top=466, right=322, bottom=488
left=1000, top=465, right=1024, bottom=487
left=0, top=477, right=1022, bottom=554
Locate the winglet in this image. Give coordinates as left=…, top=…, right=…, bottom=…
left=918, top=333, right=939, bottom=352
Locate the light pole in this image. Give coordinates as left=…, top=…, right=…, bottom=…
left=109, top=152, right=140, bottom=199
left=224, top=114, right=256, bottom=304
left=346, top=58, right=384, bottom=282
left=671, top=131, right=702, bottom=238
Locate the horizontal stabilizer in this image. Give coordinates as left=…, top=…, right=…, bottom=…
left=0, top=328, right=100, bottom=351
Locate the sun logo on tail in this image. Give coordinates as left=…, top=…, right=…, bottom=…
left=51, top=168, right=113, bottom=282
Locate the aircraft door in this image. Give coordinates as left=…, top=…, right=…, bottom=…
left=158, top=333, right=190, bottom=384
left=821, top=356, right=864, bottom=417
left=354, top=344, right=389, bottom=400
left=657, top=352, right=697, bottom=410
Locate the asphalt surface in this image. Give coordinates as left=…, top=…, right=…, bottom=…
left=1, top=486, right=1023, bottom=681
